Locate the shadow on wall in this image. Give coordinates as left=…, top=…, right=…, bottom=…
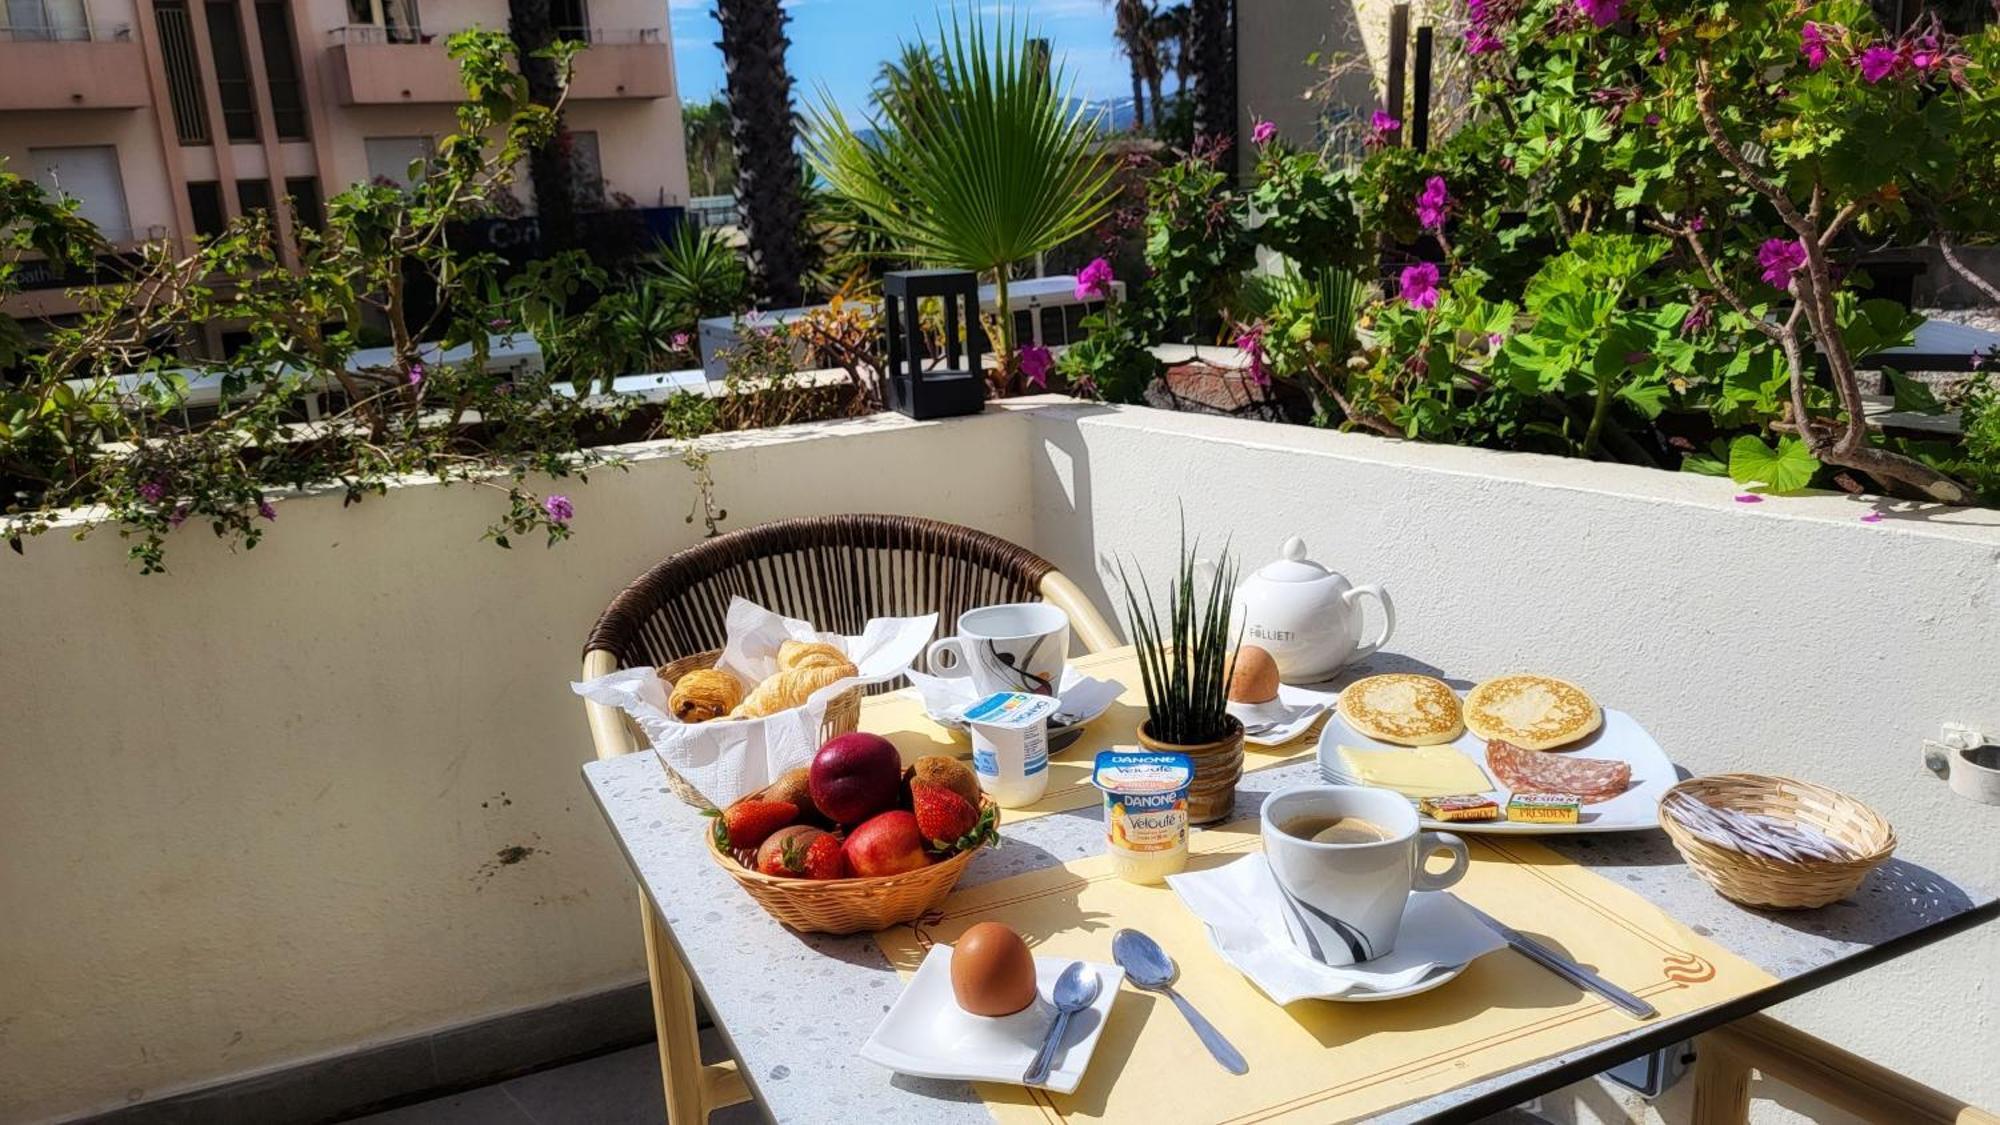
left=1025, top=403, right=1123, bottom=652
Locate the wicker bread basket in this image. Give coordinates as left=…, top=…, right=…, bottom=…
left=704, top=798, right=997, bottom=935
left=1660, top=774, right=1896, bottom=909
left=652, top=648, right=862, bottom=808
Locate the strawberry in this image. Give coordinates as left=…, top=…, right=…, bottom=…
left=913, top=782, right=995, bottom=852
left=756, top=826, right=823, bottom=876
left=706, top=798, right=797, bottom=852
left=803, top=832, right=848, bottom=880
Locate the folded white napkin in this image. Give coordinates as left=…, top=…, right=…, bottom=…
left=1167, top=854, right=1504, bottom=1005
left=571, top=597, right=936, bottom=807
left=905, top=665, right=1123, bottom=727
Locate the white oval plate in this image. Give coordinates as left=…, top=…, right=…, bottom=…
left=1314, top=698, right=1677, bottom=834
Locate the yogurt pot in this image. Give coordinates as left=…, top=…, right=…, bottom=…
left=1091, top=750, right=1194, bottom=884
left=964, top=691, right=1061, bottom=808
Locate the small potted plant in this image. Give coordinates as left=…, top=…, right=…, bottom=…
left=1118, top=533, right=1245, bottom=824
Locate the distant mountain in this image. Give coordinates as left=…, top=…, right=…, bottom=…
left=1073, top=95, right=1142, bottom=133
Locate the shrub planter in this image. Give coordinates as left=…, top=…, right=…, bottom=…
left=1137, top=714, right=1245, bottom=825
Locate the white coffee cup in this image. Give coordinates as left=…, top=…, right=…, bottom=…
left=1260, top=785, right=1470, bottom=966
left=925, top=603, right=1069, bottom=698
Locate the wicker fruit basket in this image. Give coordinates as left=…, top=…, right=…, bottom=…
left=653, top=648, right=862, bottom=808
left=704, top=797, right=998, bottom=935
left=1660, top=774, right=1896, bottom=909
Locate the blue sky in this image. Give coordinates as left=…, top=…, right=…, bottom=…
left=667, top=0, right=1131, bottom=117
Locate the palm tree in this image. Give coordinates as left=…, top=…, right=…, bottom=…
left=805, top=15, right=1118, bottom=373
left=715, top=0, right=809, bottom=306
left=1187, top=0, right=1234, bottom=148
left=1109, top=0, right=1154, bottom=129
left=508, top=0, right=577, bottom=251
left=681, top=96, right=736, bottom=197
left=1155, top=3, right=1190, bottom=102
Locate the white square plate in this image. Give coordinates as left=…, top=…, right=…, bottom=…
left=860, top=945, right=1124, bottom=1093
left=1315, top=700, right=1677, bottom=834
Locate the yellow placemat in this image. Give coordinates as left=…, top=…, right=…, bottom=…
left=864, top=647, right=1328, bottom=824
left=875, top=827, right=1775, bottom=1125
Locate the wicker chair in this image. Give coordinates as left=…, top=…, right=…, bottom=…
left=579, top=514, right=1118, bottom=1122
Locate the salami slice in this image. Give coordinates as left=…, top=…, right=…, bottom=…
left=1486, top=739, right=1630, bottom=803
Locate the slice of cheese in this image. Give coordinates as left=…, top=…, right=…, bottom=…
left=1336, top=744, right=1493, bottom=799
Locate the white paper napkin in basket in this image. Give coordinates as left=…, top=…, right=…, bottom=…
left=571, top=597, right=936, bottom=807
left=1167, top=854, right=1503, bottom=1004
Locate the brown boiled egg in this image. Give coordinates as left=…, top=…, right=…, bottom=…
left=949, top=922, right=1037, bottom=1016
left=1227, top=644, right=1281, bottom=704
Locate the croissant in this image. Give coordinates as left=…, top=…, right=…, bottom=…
left=777, top=640, right=848, bottom=671
left=668, top=667, right=745, bottom=723
left=730, top=660, right=857, bottom=718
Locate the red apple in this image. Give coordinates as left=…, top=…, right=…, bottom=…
left=808, top=732, right=903, bottom=825
left=843, top=810, right=932, bottom=877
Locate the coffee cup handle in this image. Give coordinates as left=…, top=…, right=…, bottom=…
left=926, top=637, right=971, bottom=678
left=1412, top=830, right=1470, bottom=892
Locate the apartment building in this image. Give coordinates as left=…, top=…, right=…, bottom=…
left=0, top=0, right=689, bottom=342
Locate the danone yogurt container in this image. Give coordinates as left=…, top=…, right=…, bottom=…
left=1091, top=750, right=1194, bottom=884
left=963, top=691, right=1060, bottom=808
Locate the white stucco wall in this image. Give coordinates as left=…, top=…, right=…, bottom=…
left=0, top=409, right=1036, bottom=1122
left=3, top=399, right=1996, bottom=1121
left=1020, top=402, right=2000, bottom=1114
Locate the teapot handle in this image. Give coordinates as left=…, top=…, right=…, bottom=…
left=1342, top=585, right=1396, bottom=663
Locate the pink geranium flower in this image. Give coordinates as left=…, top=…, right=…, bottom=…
left=1233, top=323, right=1271, bottom=387
left=1856, top=43, right=1899, bottom=82
left=1400, top=262, right=1442, bottom=309
left=1075, top=257, right=1115, bottom=301
left=1415, top=176, right=1451, bottom=232
left=1577, top=0, right=1622, bottom=29
left=1017, top=345, right=1055, bottom=389
left=1251, top=119, right=1277, bottom=146
left=1757, top=238, right=1808, bottom=288
left=1800, top=22, right=1829, bottom=69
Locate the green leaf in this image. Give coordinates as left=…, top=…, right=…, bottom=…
left=1617, top=380, right=1671, bottom=419
left=1888, top=372, right=1943, bottom=414
left=1728, top=435, right=1820, bottom=494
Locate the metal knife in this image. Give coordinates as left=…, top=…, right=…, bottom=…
left=1465, top=903, right=1658, bottom=1019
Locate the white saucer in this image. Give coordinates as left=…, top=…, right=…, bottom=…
left=860, top=946, right=1124, bottom=1093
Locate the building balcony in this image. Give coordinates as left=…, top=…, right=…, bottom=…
left=0, top=26, right=149, bottom=110
left=325, top=25, right=671, bottom=106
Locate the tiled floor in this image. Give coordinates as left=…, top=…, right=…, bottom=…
left=344, top=1032, right=765, bottom=1125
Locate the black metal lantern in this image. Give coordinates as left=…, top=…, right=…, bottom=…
left=882, top=269, right=986, bottom=420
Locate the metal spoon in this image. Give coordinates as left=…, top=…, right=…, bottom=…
left=1024, top=962, right=1100, bottom=1085
left=1112, top=928, right=1249, bottom=1075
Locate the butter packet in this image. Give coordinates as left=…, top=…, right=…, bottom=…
left=1506, top=792, right=1582, bottom=824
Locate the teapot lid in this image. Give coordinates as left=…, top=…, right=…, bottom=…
left=1255, top=537, right=1333, bottom=583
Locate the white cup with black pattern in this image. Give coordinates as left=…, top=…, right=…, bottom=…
left=1261, top=785, right=1470, bottom=966
left=925, top=602, right=1068, bottom=698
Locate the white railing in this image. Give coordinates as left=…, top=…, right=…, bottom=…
left=0, top=0, right=129, bottom=41
left=326, top=23, right=429, bottom=45
left=327, top=23, right=661, bottom=45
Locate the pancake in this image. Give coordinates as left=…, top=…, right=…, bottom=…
left=1463, top=674, right=1601, bottom=751
left=1335, top=674, right=1464, bottom=746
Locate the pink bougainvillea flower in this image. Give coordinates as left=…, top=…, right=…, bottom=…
left=489, top=317, right=510, bottom=330
left=1370, top=110, right=1402, bottom=134
left=1487, top=332, right=1506, bottom=349
left=1415, top=175, right=1451, bottom=232
left=670, top=331, right=691, bottom=350
left=257, top=498, right=277, bottom=522
left=1856, top=43, right=1899, bottom=82
left=1687, top=215, right=1706, bottom=233
left=1758, top=238, right=1808, bottom=288
left=1577, top=0, right=1622, bottom=29
left=1075, top=257, right=1115, bottom=301
left=1465, top=27, right=1501, bottom=54
left=1800, top=22, right=1829, bottom=69
left=543, top=495, right=573, bottom=525
left=1017, top=344, right=1055, bottom=389
left=407, top=361, right=425, bottom=386
left=1233, top=323, right=1272, bottom=388
left=1859, top=512, right=1884, bottom=523
left=1251, top=119, right=1277, bottom=146
left=168, top=503, right=189, bottom=528
left=1400, top=262, right=1442, bottom=309
left=138, top=479, right=166, bottom=503
left=1734, top=494, right=1764, bottom=504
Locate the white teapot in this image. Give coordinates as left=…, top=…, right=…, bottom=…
left=1231, top=537, right=1394, bottom=683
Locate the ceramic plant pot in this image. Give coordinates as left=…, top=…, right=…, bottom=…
left=1136, top=715, right=1244, bottom=825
